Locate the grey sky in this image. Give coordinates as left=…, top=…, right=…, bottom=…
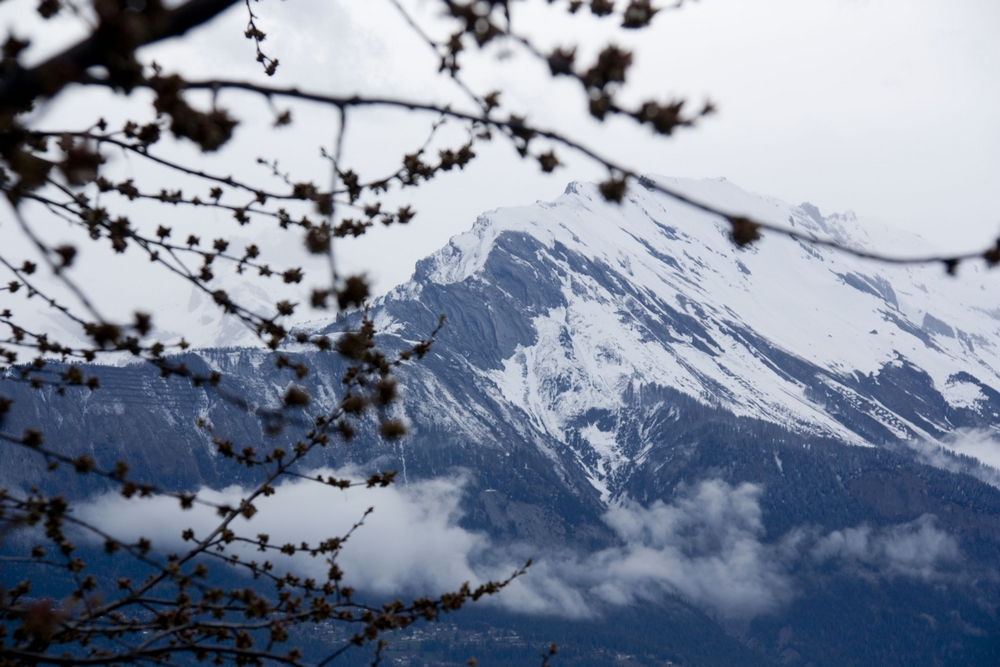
left=3, top=0, right=999, bottom=300
left=235, top=0, right=1000, bottom=291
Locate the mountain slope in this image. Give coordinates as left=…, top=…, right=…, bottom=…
left=4, top=176, right=1000, bottom=666
left=361, top=175, right=1000, bottom=500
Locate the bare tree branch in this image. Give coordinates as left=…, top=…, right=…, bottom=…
left=0, top=0, right=241, bottom=114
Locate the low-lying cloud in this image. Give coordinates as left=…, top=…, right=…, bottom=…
left=76, top=470, right=489, bottom=595
left=811, top=514, right=960, bottom=579
left=905, top=428, right=1000, bottom=489
left=587, top=481, right=796, bottom=619
left=75, top=472, right=961, bottom=622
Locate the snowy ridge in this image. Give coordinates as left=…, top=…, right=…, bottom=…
left=382, top=176, right=1000, bottom=496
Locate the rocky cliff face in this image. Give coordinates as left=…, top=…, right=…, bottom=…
left=3, top=177, right=1000, bottom=666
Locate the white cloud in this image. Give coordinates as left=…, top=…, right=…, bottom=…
left=811, top=514, right=960, bottom=580
left=75, top=469, right=490, bottom=595
left=906, top=429, right=1000, bottom=489
left=939, top=429, right=1000, bottom=472
left=588, top=480, right=795, bottom=619
left=74, top=473, right=963, bottom=622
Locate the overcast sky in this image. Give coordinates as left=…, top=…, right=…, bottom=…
left=212, top=0, right=1000, bottom=291
left=4, top=0, right=1000, bottom=300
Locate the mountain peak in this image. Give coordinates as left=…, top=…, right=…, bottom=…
left=383, top=176, right=1000, bottom=462
left=409, top=176, right=917, bottom=294
left=800, top=201, right=824, bottom=224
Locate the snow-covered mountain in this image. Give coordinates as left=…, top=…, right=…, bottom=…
left=364, top=175, right=1000, bottom=499
left=4, top=176, right=1000, bottom=666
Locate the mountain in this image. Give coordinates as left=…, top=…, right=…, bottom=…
left=2, top=177, right=1000, bottom=666
left=384, top=176, right=1000, bottom=456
